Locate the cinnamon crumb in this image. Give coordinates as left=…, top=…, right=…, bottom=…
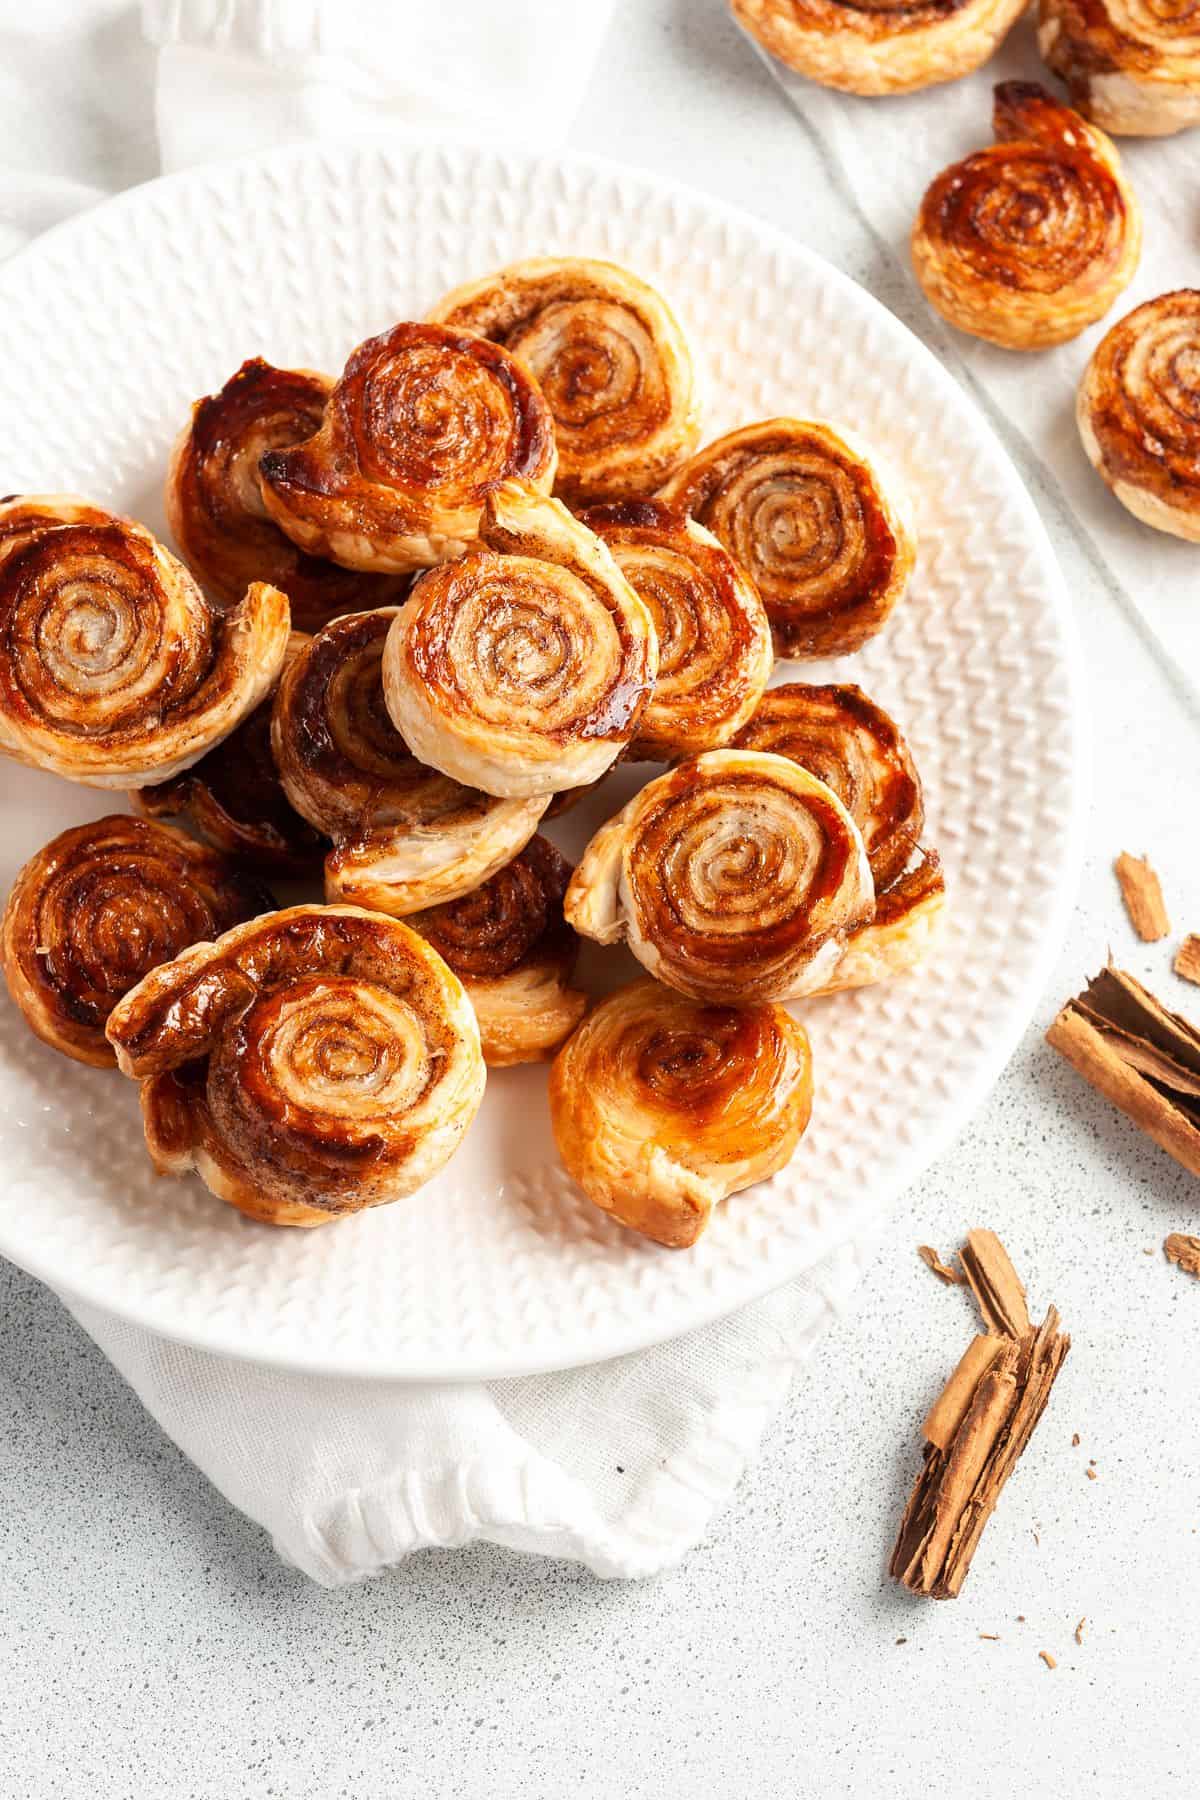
left=1032, top=1530, right=1041, bottom=1545
left=1165, top=1233, right=1200, bottom=1279
left=1143, top=1247, right=1155, bottom=1256
left=1086, top=1466, right=1097, bottom=1480
left=1016, top=1615, right=1026, bottom=1622
left=917, top=1244, right=965, bottom=1286
left=1075, top=1617, right=1086, bottom=1646
left=1040, top=1650, right=1057, bottom=1670
left=1072, top=1433, right=1081, bottom=1447
left=895, top=1637, right=907, bottom=1645
left=1115, top=853, right=1169, bottom=941
left=1174, top=935, right=1200, bottom=987
left=979, top=1632, right=1000, bottom=1640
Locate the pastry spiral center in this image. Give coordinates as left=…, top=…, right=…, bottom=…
left=938, top=149, right=1125, bottom=294
left=508, top=301, right=666, bottom=451
left=1123, top=322, right=1200, bottom=441
left=721, top=461, right=866, bottom=609
left=357, top=342, right=518, bottom=498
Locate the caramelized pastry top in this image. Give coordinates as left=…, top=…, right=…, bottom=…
left=258, top=322, right=557, bottom=573
left=1037, top=0, right=1200, bottom=137
left=730, top=0, right=1029, bottom=95
left=166, top=357, right=411, bottom=628
left=815, top=847, right=947, bottom=994
left=1, top=814, right=272, bottom=1067
left=428, top=257, right=702, bottom=504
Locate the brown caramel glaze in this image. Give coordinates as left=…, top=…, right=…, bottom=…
left=1082, top=290, right=1200, bottom=504
left=873, top=846, right=944, bottom=926
left=0, top=495, right=116, bottom=565
left=168, top=358, right=412, bottom=628
left=133, top=694, right=327, bottom=876
left=802, top=0, right=981, bottom=28
left=731, top=683, right=923, bottom=890
left=1, top=815, right=273, bottom=1067
left=411, top=835, right=575, bottom=982
left=1039, top=0, right=1200, bottom=106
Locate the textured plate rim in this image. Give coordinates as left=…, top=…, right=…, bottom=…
left=0, top=131, right=1088, bottom=1381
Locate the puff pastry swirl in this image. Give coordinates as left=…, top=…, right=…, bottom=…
left=732, top=682, right=923, bottom=890
left=1077, top=289, right=1200, bottom=540
left=2, top=814, right=273, bottom=1067
left=549, top=977, right=813, bottom=1248
left=1038, top=0, right=1200, bottom=136
left=581, top=501, right=773, bottom=761
left=428, top=257, right=702, bottom=504
left=272, top=607, right=545, bottom=913
left=659, top=420, right=916, bottom=660
left=565, top=748, right=874, bottom=1004
left=166, top=357, right=410, bottom=629
left=383, top=482, right=657, bottom=799
left=106, top=905, right=485, bottom=1227
left=730, top=0, right=1028, bottom=95
left=409, top=835, right=587, bottom=1066
left=0, top=497, right=290, bottom=787
left=258, top=322, right=557, bottom=573
left=911, top=82, right=1141, bottom=350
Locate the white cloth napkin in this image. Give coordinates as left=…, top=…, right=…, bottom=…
left=742, top=15, right=1200, bottom=715
left=0, top=0, right=867, bottom=1586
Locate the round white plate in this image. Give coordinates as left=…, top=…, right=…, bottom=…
left=0, top=138, right=1084, bottom=1379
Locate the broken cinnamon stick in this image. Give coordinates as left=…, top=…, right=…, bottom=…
left=1164, top=1233, right=1200, bottom=1278
left=1175, top=937, right=1200, bottom=987
left=960, top=1229, right=1031, bottom=1337
left=1046, top=964, right=1200, bottom=1179
left=1115, top=853, right=1169, bottom=941
left=917, top=1244, right=965, bottom=1287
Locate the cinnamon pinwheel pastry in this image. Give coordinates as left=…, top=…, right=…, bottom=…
left=730, top=0, right=1027, bottom=94
left=272, top=607, right=545, bottom=913
left=1077, top=290, right=1200, bottom=540
left=731, top=682, right=923, bottom=890
left=910, top=82, right=1141, bottom=351
left=548, top=977, right=813, bottom=1248
left=409, top=835, right=587, bottom=1066
left=0, top=493, right=117, bottom=563
left=383, top=482, right=657, bottom=799
left=258, top=322, right=557, bottom=573
left=427, top=258, right=702, bottom=505
left=0, top=497, right=290, bottom=787
left=106, top=905, right=485, bottom=1226
left=133, top=635, right=325, bottom=876
left=166, top=358, right=411, bottom=629
left=815, top=849, right=947, bottom=994
left=659, top=420, right=916, bottom=660
left=2, top=815, right=273, bottom=1068
left=565, top=748, right=874, bottom=1003
left=580, top=501, right=773, bottom=761
left=1038, top=0, right=1200, bottom=136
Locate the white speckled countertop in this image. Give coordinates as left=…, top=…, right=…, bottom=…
left=1, top=4, right=1198, bottom=1794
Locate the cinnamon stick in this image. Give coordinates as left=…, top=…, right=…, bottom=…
left=917, top=1244, right=965, bottom=1287
left=1115, top=853, right=1169, bottom=941
left=1164, top=1233, right=1200, bottom=1278
left=959, top=1229, right=1030, bottom=1337
left=1175, top=937, right=1200, bottom=987
left=1046, top=964, right=1200, bottom=1179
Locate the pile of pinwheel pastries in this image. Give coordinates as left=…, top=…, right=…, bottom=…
left=0, top=255, right=947, bottom=1250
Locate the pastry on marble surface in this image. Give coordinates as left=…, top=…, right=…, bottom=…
left=548, top=976, right=813, bottom=1248
left=731, top=682, right=923, bottom=890
left=2, top=815, right=273, bottom=1068
left=911, top=82, right=1141, bottom=351
left=1037, top=0, right=1200, bottom=137
left=165, top=357, right=411, bottom=630
left=658, top=419, right=915, bottom=659
left=564, top=747, right=874, bottom=1003
left=729, top=0, right=1027, bottom=95
left=106, top=905, right=485, bottom=1226
left=258, top=321, right=557, bottom=573
left=0, top=496, right=289, bottom=787
left=132, top=632, right=325, bottom=876
left=581, top=500, right=772, bottom=761
left=383, top=482, right=657, bottom=799
left=1077, top=289, right=1200, bottom=540
left=813, top=848, right=946, bottom=994
left=409, top=835, right=587, bottom=1067
left=427, top=257, right=701, bottom=505
left=271, top=607, right=545, bottom=914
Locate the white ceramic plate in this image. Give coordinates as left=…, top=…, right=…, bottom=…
left=0, top=138, right=1084, bottom=1379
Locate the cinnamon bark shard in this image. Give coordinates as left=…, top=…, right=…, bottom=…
left=1046, top=964, right=1200, bottom=1180
left=1164, top=1233, right=1200, bottom=1278
left=918, top=1244, right=966, bottom=1287
left=960, top=1228, right=1030, bottom=1337
left=1115, top=852, right=1169, bottom=942
left=1175, top=937, right=1200, bottom=987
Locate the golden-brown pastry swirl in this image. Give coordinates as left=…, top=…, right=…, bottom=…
left=258, top=322, right=557, bottom=573
left=580, top=501, right=773, bottom=760
left=383, top=482, right=657, bottom=798
left=659, top=420, right=916, bottom=660
left=911, top=82, right=1141, bottom=350
left=731, top=682, right=923, bottom=890
left=0, top=497, right=290, bottom=787
left=105, top=905, right=485, bottom=1226
left=427, top=257, right=702, bottom=505
left=730, top=0, right=1028, bottom=94
left=409, top=835, right=587, bottom=1066
left=1038, top=0, right=1200, bottom=136
left=565, top=748, right=874, bottom=1003
left=813, top=848, right=947, bottom=994
left=548, top=976, right=813, bottom=1248
left=165, top=357, right=411, bottom=629
left=271, top=607, right=545, bottom=913
left=1077, top=289, right=1200, bottom=539
left=2, top=815, right=273, bottom=1068
left=133, top=635, right=326, bottom=875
